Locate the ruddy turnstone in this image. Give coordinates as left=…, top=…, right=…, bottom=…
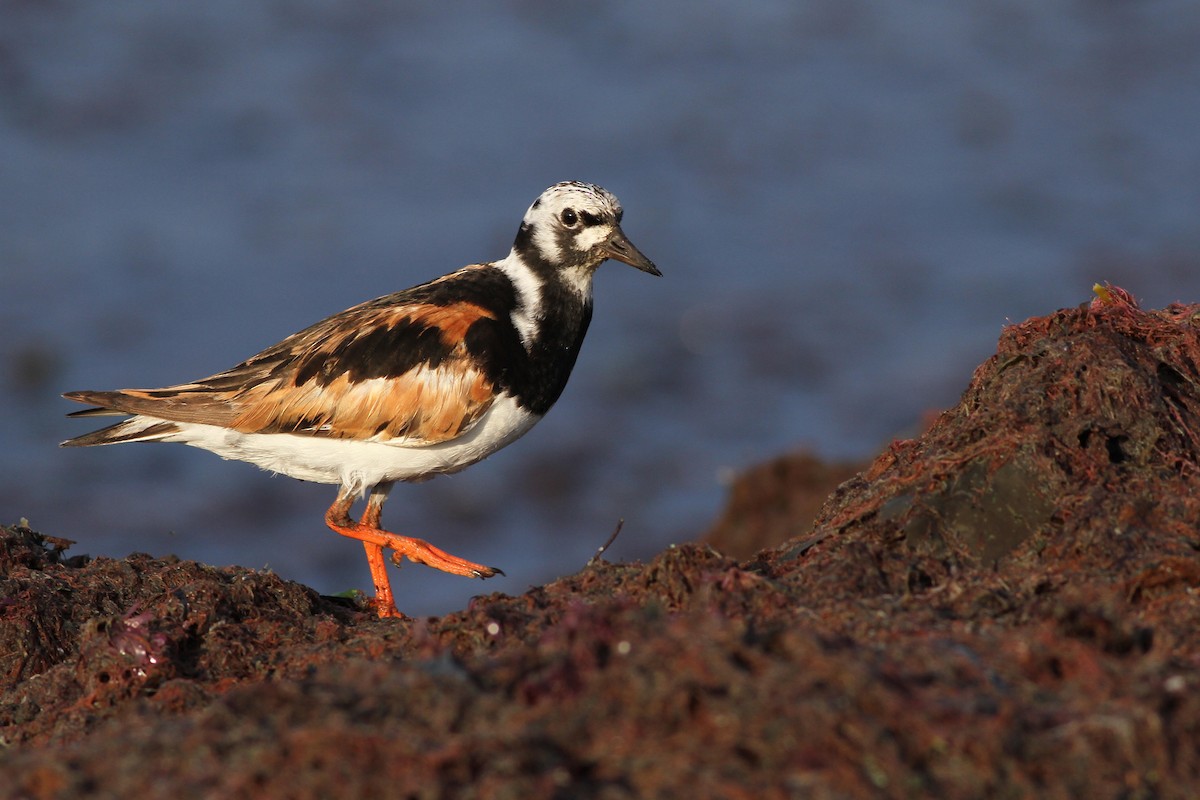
left=62, top=181, right=660, bottom=618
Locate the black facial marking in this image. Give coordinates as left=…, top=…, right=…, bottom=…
left=579, top=210, right=602, bottom=227
left=512, top=221, right=536, bottom=259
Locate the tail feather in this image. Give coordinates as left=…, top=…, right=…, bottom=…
left=66, top=406, right=129, bottom=418
left=63, top=390, right=133, bottom=411
left=61, top=418, right=180, bottom=447
left=62, top=389, right=185, bottom=447
left=62, top=388, right=237, bottom=427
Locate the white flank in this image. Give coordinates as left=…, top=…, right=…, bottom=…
left=150, top=393, right=540, bottom=496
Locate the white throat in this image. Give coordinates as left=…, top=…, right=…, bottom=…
left=557, top=264, right=597, bottom=300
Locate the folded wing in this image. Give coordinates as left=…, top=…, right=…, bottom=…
left=65, top=297, right=504, bottom=447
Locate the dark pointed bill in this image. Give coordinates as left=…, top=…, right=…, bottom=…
left=600, top=228, right=661, bottom=276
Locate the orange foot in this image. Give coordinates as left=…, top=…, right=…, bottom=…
left=325, top=504, right=503, bottom=619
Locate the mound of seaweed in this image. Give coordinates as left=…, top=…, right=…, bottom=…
left=2, top=287, right=1199, bottom=798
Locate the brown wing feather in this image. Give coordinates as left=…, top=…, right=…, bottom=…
left=64, top=289, right=502, bottom=446
left=230, top=359, right=496, bottom=442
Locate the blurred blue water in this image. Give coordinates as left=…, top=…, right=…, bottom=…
left=4, top=2, right=1200, bottom=614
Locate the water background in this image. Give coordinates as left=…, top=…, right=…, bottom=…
left=5, top=2, right=1200, bottom=614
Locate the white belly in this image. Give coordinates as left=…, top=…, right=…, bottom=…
left=159, top=394, right=540, bottom=495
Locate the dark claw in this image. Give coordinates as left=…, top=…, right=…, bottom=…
left=475, top=566, right=505, bottom=579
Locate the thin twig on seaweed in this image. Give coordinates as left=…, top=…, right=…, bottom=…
left=588, top=519, right=625, bottom=566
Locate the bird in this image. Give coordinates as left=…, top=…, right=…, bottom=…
left=62, top=181, right=660, bottom=618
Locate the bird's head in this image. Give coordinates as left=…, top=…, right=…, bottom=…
left=512, top=181, right=660, bottom=284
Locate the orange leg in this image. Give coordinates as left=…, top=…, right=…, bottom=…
left=324, top=484, right=503, bottom=619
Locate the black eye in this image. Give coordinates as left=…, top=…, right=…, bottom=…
left=560, top=208, right=578, bottom=227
